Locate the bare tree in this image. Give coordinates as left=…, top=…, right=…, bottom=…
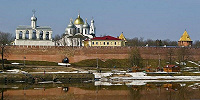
left=0, top=31, right=14, bottom=45
left=166, top=48, right=175, bottom=64
left=193, top=40, right=200, bottom=47
left=129, top=48, right=143, bottom=67
left=176, top=47, right=192, bottom=66
left=0, top=31, right=13, bottom=70
left=53, top=34, right=61, bottom=41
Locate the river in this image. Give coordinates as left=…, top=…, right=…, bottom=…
left=1, top=81, right=200, bottom=100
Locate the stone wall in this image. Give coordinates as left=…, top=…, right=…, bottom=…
left=3, top=46, right=200, bottom=63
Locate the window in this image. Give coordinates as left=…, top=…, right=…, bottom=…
left=103, top=42, right=105, bottom=45
left=114, top=42, right=116, bottom=45
left=40, top=31, right=43, bottom=40
left=70, top=29, right=73, bottom=34
left=78, top=28, right=80, bottom=33
left=107, top=42, right=109, bottom=45
left=96, top=42, right=98, bottom=45
left=92, top=42, right=94, bottom=45
left=19, top=31, right=22, bottom=39
left=32, top=30, right=36, bottom=39
left=25, top=31, right=29, bottom=39
left=46, top=32, right=49, bottom=40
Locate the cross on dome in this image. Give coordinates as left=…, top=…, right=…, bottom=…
left=32, top=9, right=36, bottom=16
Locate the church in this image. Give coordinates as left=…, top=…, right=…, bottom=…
left=56, top=14, right=96, bottom=46
left=14, top=11, right=55, bottom=46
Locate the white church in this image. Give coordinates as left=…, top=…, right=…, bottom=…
left=14, top=11, right=55, bottom=46
left=56, top=14, right=96, bottom=46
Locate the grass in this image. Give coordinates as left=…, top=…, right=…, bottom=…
left=71, top=59, right=174, bottom=68
left=72, top=59, right=200, bottom=70
left=71, top=59, right=130, bottom=68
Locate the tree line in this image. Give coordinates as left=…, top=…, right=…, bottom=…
left=126, top=37, right=200, bottom=47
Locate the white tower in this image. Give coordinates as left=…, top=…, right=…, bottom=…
left=89, top=18, right=96, bottom=35
left=31, top=10, right=37, bottom=29
left=83, top=19, right=90, bottom=35
left=65, top=19, right=76, bottom=36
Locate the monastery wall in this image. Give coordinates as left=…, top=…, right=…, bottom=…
left=4, top=46, right=200, bottom=63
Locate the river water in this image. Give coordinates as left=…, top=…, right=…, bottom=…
left=1, top=81, right=200, bottom=100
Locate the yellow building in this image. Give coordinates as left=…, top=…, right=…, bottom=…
left=84, top=36, right=125, bottom=47
left=178, top=30, right=192, bottom=47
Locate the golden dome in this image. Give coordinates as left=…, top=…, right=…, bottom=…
left=179, top=30, right=192, bottom=41
left=74, top=14, right=84, bottom=25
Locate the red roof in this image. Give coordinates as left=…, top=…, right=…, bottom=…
left=91, top=36, right=121, bottom=40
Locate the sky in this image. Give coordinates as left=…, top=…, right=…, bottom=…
left=0, top=0, right=200, bottom=41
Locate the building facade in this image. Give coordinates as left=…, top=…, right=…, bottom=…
left=84, top=36, right=125, bottom=47
left=178, top=30, right=192, bottom=47
left=14, top=12, right=54, bottom=46
left=56, top=14, right=95, bottom=46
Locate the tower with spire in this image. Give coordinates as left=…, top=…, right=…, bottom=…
left=89, top=18, right=96, bottom=35
left=178, top=30, right=193, bottom=47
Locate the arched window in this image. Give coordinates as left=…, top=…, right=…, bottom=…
left=19, top=31, right=22, bottom=39
left=70, top=29, right=73, bottom=34
left=46, top=32, right=49, bottom=40
left=32, top=30, right=36, bottom=39
left=25, top=30, right=29, bottom=39
left=40, top=31, right=43, bottom=40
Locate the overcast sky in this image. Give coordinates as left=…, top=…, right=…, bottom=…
left=0, top=0, right=200, bottom=41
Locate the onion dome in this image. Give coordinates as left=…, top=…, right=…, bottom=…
left=31, top=15, right=37, bottom=21
left=83, top=19, right=90, bottom=28
left=91, top=19, right=94, bottom=23
left=74, top=14, right=84, bottom=25
left=67, top=19, right=75, bottom=28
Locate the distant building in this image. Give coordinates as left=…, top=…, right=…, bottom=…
left=84, top=36, right=125, bottom=47
left=163, top=65, right=180, bottom=72
left=56, top=14, right=95, bottom=46
left=178, top=30, right=192, bottom=47
left=118, top=32, right=127, bottom=46
left=14, top=11, right=54, bottom=46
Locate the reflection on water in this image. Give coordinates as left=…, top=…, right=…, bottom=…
left=1, top=81, right=200, bottom=100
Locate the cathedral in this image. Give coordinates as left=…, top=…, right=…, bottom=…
left=56, top=14, right=96, bottom=46
left=14, top=11, right=55, bottom=46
